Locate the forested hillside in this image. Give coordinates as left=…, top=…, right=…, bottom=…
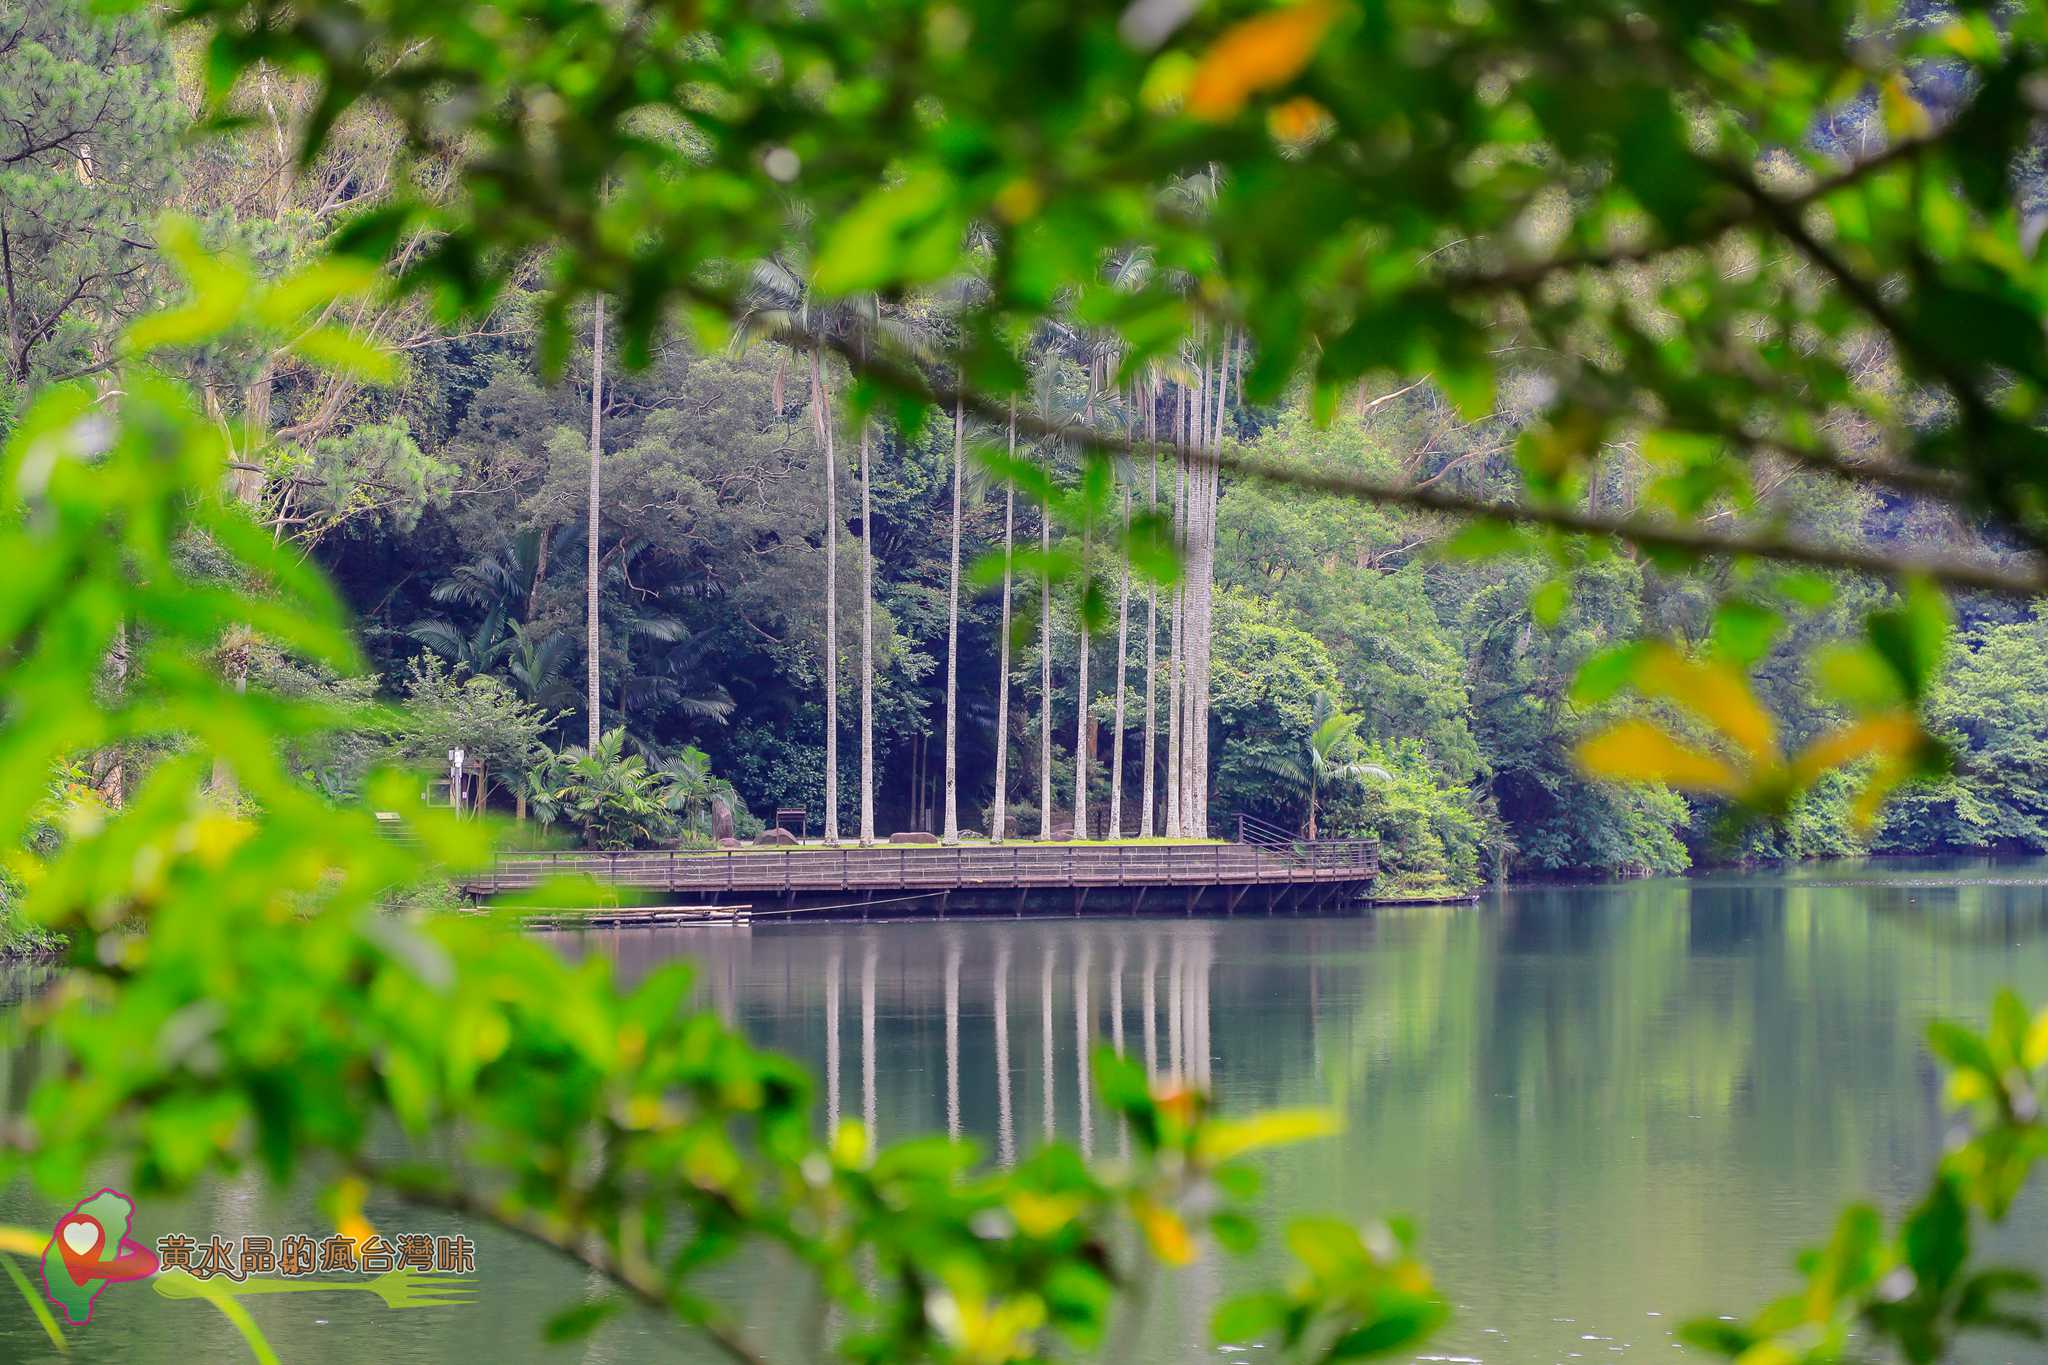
left=9, top=1, right=2046, bottom=895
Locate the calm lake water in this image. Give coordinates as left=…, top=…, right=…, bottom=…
left=5, top=857, right=2048, bottom=1362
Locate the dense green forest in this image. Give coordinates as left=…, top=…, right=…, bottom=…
left=8, top=1, right=2048, bottom=904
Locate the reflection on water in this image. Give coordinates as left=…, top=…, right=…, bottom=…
left=6, top=857, right=2048, bottom=1362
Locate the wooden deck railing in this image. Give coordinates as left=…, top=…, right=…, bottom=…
left=459, top=838, right=1379, bottom=897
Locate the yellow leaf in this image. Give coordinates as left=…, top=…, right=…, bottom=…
left=992, top=177, right=1043, bottom=224
left=1006, top=1190, right=1087, bottom=1238
left=1134, top=1198, right=1197, bottom=1265
left=0, top=1226, right=46, bottom=1257
left=1948, top=1069, right=1992, bottom=1106
left=2025, top=1010, right=2048, bottom=1071
left=1637, top=645, right=1777, bottom=763
left=1188, top=1, right=1341, bottom=121
left=1267, top=95, right=1333, bottom=144
left=831, top=1120, right=870, bottom=1169
left=1197, top=1107, right=1340, bottom=1164
left=1575, top=719, right=1744, bottom=795
left=1790, top=712, right=1920, bottom=785
left=1848, top=759, right=1910, bottom=830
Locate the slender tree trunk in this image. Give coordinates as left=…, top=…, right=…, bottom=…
left=1186, top=354, right=1208, bottom=838
left=102, top=621, right=129, bottom=807
left=859, top=421, right=876, bottom=845
left=943, top=396, right=963, bottom=844
left=1073, top=371, right=1093, bottom=840
left=1109, top=485, right=1130, bottom=839
left=1074, top=517, right=1091, bottom=839
left=1177, top=375, right=1197, bottom=836
left=810, top=351, right=841, bottom=844
left=1140, top=379, right=1158, bottom=839
left=1163, top=381, right=1185, bottom=839
left=993, top=402, right=1016, bottom=844
left=0, top=215, right=19, bottom=382
left=585, top=296, right=605, bottom=751
left=1039, top=396, right=1055, bottom=840
left=1196, top=332, right=1232, bottom=836
left=529, top=527, right=551, bottom=622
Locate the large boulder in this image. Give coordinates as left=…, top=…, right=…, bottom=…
left=754, top=827, right=799, bottom=846
left=888, top=831, right=940, bottom=845
left=709, top=796, right=735, bottom=842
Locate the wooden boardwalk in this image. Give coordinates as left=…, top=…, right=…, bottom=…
left=457, top=838, right=1379, bottom=912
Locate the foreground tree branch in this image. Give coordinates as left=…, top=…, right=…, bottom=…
left=715, top=288, right=2046, bottom=598
left=357, top=1161, right=772, bottom=1365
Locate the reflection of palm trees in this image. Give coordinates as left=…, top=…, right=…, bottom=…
left=825, top=945, right=841, bottom=1134
left=1074, top=936, right=1093, bottom=1158
left=862, top=938, right=878, bottom=1136
left=1142, top=937, right=1159, bottom=1078
left=1109, top=939, right=1130, bottom=1158
left=945, top=935, right=961, bottom=1139
left=692, top=926, right=1222, bottom=1154
left=1168, top=937, right=1184, bottom=1080
left=1041, top=942, right=1056, bottom=1140
left=993, top=943, right=1014, bottom=1165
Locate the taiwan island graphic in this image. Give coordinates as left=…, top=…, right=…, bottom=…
left=38, top=1188, right=160, bottom=1324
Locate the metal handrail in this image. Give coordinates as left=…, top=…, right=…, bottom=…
left=470, top=832, right=1379, bottom=895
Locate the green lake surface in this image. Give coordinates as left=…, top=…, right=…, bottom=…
left=5, top=856, right=2048, bottom=1362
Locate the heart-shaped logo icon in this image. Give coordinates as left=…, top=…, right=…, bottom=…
left=39, top=1189, right=157, bottom=1325
left=53, top=1215, right=103, bottom=1287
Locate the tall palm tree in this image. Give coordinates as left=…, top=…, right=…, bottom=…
left=1074, top=516, right=1090, bottom=840
left=1164, top=383, right=1186, bottom=839
left=585, top=296, right=605, bottom=751
left=736, top=255, right=865, bottom=846
left=943, top=394, right=964, bottom=844
left=809, top=348, right=841, bottom=844
left=992, top=400, right=1016, bottom=843
left=1038, top=385, right=1055, bottom=841
left=858, top=418, right=876, bottom=845
left=1140, top=375, right=1159, bottom=838
left=1072, top=358, right=1096, bottom=841
left=1109, top=482, right=1130, bottom=839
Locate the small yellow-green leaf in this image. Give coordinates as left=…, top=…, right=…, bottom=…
left=1575, top=719, right=1745, bottom=794
left=288, top=327, right=398, bottom=382
left=255, top=259, right=384, bottom=325
left=1197, top=1107, right=1341, bottom=1164
left=1529, top=577, right=1570, bottom=628
left=2024, top=1010, right=2048, bottom=1070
